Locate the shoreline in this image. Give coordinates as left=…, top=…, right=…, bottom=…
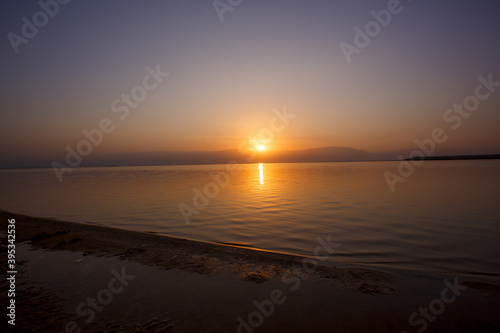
left=2, top=209, right=498, bottom=281
left=1, top=209, right=500, bottom=332
left=1, top=209, right=397, bottom=288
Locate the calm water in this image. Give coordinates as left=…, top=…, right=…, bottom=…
left=1, top=161, right=499, bottom=277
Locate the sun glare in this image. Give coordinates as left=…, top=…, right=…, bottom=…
left=259, top=163, right=264, bottom=184
left=257, top=145, right=265, bottom=151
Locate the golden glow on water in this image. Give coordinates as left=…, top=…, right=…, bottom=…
left=259, top=163, right=264, bottom=185
left=1, top=161, right=499, bottom=276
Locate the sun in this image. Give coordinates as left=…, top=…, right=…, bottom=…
left=257, top=145, right=266, bottom=151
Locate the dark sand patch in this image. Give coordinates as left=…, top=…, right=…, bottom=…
left=1, top=209, right=499, bottom=332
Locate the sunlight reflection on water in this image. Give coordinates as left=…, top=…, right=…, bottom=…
left=1, top=160, right=499, bottom=277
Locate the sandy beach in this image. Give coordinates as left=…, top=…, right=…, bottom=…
left=1, top=209, right=499, bottom=333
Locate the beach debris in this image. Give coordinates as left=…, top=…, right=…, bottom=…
left=358, top=282, right=379, bottom=294
left=240, top=268, right=274, bottom=283
left=357, top=281, right=395, bottom=295
left=73, top=259, right=84, bottom=264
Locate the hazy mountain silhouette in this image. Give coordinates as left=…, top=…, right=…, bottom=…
left=81, top=146, right=498, bottom=167
left=78, top=146, right=374, bottom=167
left=2, top=146, right=499, bottom=169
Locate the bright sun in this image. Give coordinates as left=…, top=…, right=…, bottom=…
left=257, top=145, right=266, bottom=151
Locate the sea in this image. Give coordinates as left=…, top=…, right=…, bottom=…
left=1, top=160, right=499, bottom=278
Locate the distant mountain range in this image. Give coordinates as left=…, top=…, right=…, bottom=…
left=79, top=146, right=499, bottom=167
left=2, top=146, right=499, bottom=169
left=87, top=146, right=376, bottom=167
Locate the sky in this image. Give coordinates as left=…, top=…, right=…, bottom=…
left=1, top=0, right=499, bottom=168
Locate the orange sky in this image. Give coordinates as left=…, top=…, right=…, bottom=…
left=1, top=1, right=500, bottom=168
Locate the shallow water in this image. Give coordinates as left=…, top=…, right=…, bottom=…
left=1, top=160, right=499, bottom=276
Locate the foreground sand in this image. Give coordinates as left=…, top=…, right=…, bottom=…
left=0, top=210, right=499, bottom=332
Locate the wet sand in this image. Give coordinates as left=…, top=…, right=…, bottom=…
left=1, top=209, right=499, bottom=332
